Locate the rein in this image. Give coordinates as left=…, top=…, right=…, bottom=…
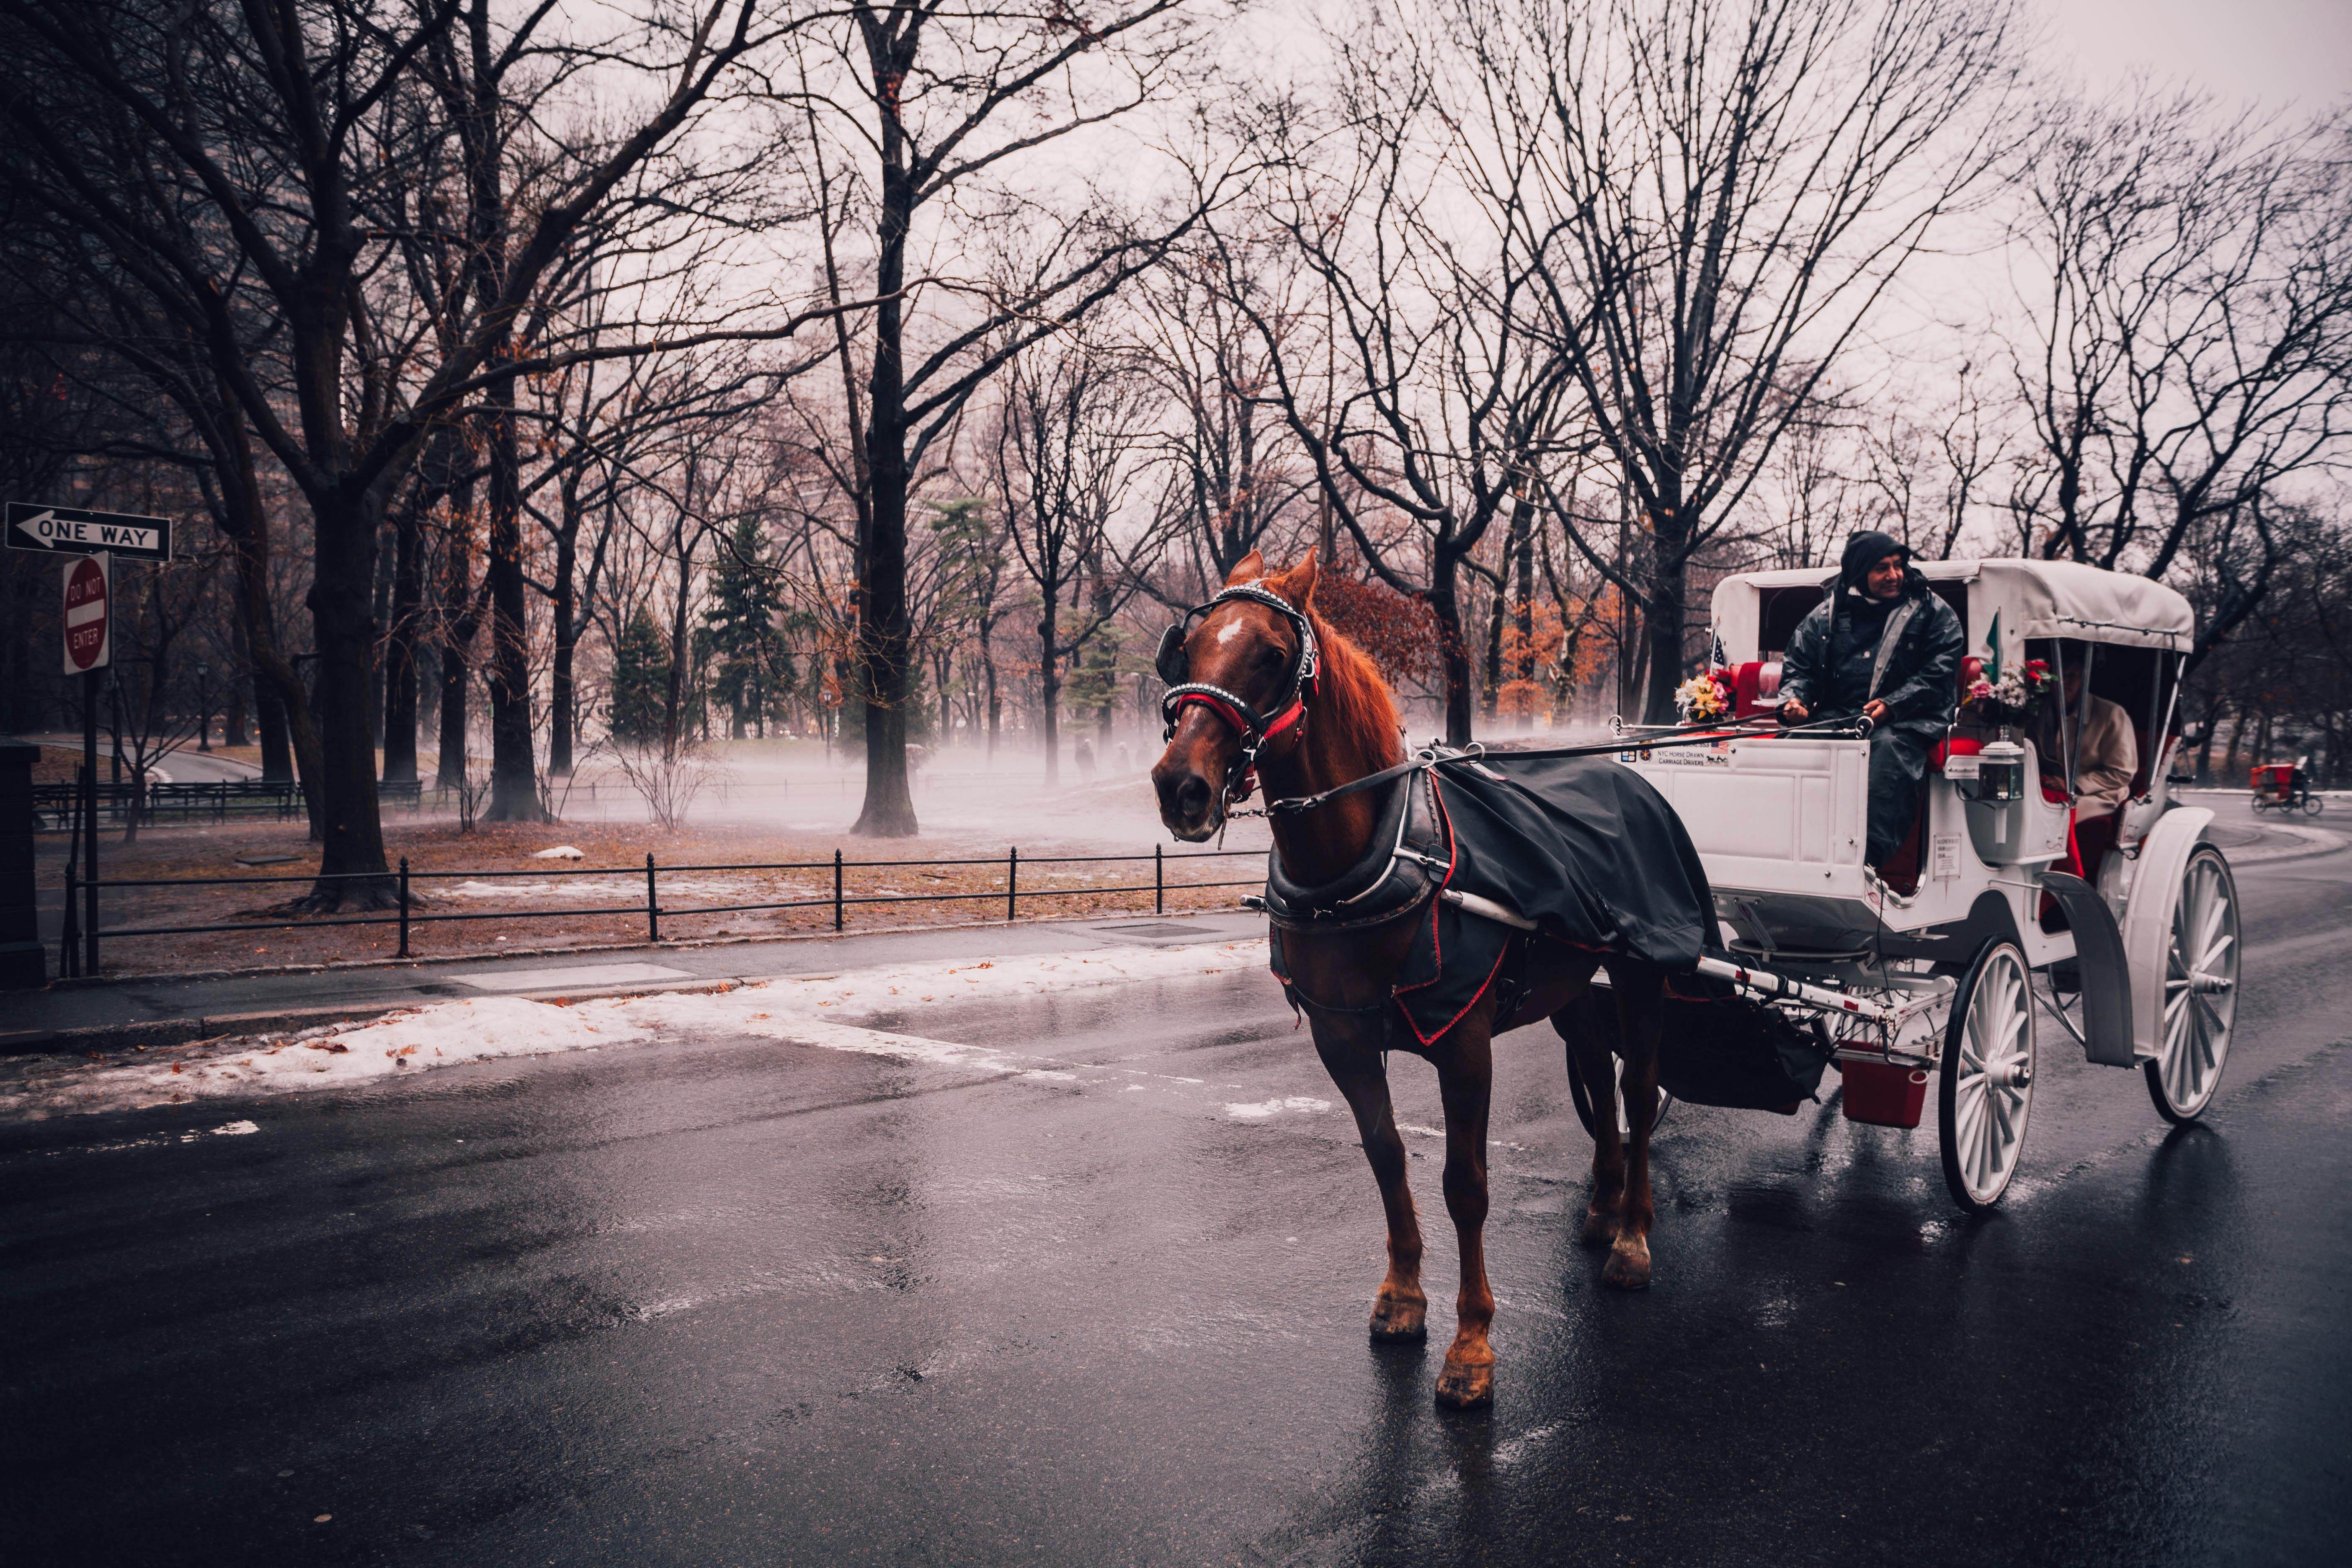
left=1263, top=714, right=1878, bottom=817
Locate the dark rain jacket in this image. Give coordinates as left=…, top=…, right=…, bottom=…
left=1777, top=566, right=1966, bottom=740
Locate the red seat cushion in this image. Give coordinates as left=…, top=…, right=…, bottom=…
left=1731, top=661, right=1781, bottom=720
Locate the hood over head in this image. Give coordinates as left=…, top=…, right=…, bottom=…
left=1838, top=530, right=1911, bottom=591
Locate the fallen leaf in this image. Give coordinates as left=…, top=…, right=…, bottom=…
left=305, top=1042, right=349, bottom=1055
left=170, top=1063, right=183, bottom=1074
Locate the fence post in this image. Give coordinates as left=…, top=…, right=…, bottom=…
left=62, top=852, right=77, bottom=979
left=1155, top=844, right=1163, bottom=915
left=646, top=853, right=660, bottom=942
left=397, top=857, right=410, bottom=959
left=1006, top=846, right=1018, bottom=922
left=832, top=848, right=843, bottom=931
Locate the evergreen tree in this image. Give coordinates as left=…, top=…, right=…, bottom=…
left=704, top=516, right=793, bottom=737
left=609, top=606, right=671, bottom=745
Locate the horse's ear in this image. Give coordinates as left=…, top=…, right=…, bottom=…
left=1269, top=549, right=1318, bottom=610
left=1225, top=549, right=1265, bottom=586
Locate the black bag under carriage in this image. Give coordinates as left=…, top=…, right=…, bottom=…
left=1562, top=982, right=1834, bottom=1114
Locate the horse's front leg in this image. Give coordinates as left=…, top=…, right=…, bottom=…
left=1432, top=1027, right=1496, bottom=1408
left=1602, top=963, right=1665, bottom=1290
left=1312, top=1026, right=1426, bottom=1343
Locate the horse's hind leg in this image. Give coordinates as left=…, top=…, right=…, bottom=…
left=1601, top=962, right=1666, bottom=1290
left=1312, top=1030, right=1426, bottom=1342
left=1432, top=1030, right=1497, bottom=1408
left=1553, top=995, right=1625, bottom=1248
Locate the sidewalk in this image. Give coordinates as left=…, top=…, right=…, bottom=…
left=0, top=910, right=1267, bottom=1055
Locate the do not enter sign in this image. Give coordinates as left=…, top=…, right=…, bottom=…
left=63, top=552, right=111, bottom=673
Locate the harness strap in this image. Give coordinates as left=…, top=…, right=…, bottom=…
left=1261, top=714, right=1875, bottom=816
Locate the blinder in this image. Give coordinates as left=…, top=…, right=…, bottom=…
left=1153, top=623, right=1189, bottom=688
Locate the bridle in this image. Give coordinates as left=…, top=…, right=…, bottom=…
left=1156, top=582, right=1321, bottom=807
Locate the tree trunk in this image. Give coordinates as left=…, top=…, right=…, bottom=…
left=1429, top=565, right=1473, bottom=746
left=982, top=621, right=1001, bottom=758
left=1481, top=567, right=1506, bottom=722
left=481, top=364, right=544, bottom=820
left=850, top=40, right=919, bottom=837
left=216, top=401, right=320, bottom=818
left=436, top=480, right=483, bottom=792
left=549, top=515, right=578, bottom=774
left=381, top=457, right=430, bottom=786
left=369, top=507, right=395, bottom=748
left=1641, top=510, right=1692, bottom=724
left=1038, top=600, right=1062, bottom=786
left=303, top=484, right=397, bottom=904
left=1511, top=496, right=1536, bottom=732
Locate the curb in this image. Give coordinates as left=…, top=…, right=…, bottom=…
left=2221, top=824, right=2347, bottom=867
left=31, top=902, right=1254, bottom=991
left=0, top=975, right=757, bottom=1060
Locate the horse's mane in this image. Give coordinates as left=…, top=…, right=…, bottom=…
left=1306, top=603, right=1405, bottom=769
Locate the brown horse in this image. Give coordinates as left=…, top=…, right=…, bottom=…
left=1151, top=550, right=1669, bottom=1409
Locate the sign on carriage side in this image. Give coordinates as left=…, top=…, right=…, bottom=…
left=6, top=502, right=172, bottom=562
left=63, top=553, right=110, bottom=673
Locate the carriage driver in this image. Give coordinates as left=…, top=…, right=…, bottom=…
left=1774, top=530, right=1967, bottom=869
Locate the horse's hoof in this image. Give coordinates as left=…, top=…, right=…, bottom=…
left=1602, top=1236, right=1652, bottom=1290
left=1580, top=1207, right=1620, bottom=1248
left=1369, top=1288, right=1428, bottom=1343
left=1435, top=1354, right=1495, bottom=1408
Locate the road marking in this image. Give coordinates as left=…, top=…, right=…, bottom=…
left=454, top=962, right=695, bottom=992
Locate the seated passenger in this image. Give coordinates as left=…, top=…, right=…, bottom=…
left=2037, top=656, right=2138, bottom=887
left=1775, top=531, right=1966, bottom=870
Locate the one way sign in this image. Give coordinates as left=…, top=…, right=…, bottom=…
left=6, top=502, right=173, bottom=562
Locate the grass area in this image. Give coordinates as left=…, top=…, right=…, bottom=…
left=45, top=814, right=1259, bottom=978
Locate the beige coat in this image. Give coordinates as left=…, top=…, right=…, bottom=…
left=2040, top=692, right=2139, bottom=814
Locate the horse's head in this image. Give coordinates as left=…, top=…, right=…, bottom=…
left=1151, top=550, right=1320, bottom=841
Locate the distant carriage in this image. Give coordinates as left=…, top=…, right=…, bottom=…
left=2250, top=761, right=2324, bottom=816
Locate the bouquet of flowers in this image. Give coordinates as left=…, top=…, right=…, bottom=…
left=1963, top=658, right=2053, bottom=728
left=1674, top=668, right=1735, bottom=724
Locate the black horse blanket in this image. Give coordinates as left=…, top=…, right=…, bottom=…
left=1264, top=753, right=1716, bottom=1046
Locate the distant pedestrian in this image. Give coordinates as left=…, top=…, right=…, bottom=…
left=1114, top=743, right=1132, bottom=774
left=1074, top=739, right=1096, bottom=781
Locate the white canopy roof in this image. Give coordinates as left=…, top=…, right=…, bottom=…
left=1710, top=557, right=2194, bottom=654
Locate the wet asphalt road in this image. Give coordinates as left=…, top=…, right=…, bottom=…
left=4, top=836, right=2349, bottom=1565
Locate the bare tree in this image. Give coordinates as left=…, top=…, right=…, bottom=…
left=1487, top=0, right=2021, bottom=719
left=777, top=1, right=1228, bottom=833
left=991, top=331, right=1160, bottom=783
left=1216, top=16, right=1576, bottom=743
left=2005, top=88, right=2352, bottom=665
left=0, top=0, right=828, bottom=906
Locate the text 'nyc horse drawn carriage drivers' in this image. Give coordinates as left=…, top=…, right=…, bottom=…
left=1150, top=551, right=2233, bottom=1411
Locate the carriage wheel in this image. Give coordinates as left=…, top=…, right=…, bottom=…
left=1938, top=941, right=2035, bottom=1212
left=2302, top=792, right=2325, bottom=817
left=2144, top=846, right=2239, bottom=1124
left=1567, top=1055, right=1674, bottom=1140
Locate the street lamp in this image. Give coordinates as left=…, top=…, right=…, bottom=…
left=196, top=661, right=211, bottom=752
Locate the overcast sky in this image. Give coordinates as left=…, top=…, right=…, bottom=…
left=2050, top=0, right=2351, bottom=107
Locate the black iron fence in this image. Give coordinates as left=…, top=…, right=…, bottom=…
left=34, top=776, right=425, bottom=829
left=57, top=844, right=1263, bottom=976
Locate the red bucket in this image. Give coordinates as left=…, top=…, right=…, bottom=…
left=1840, top=1058, right=1929, bottom=1128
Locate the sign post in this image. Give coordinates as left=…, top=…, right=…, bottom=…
left=64, top=553, right=109, bottom=975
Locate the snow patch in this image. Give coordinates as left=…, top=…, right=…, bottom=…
left=1, top=940, right=1271, bottom=1121
left=531, top=845, right=585, bottom=860
left=1224, top=1096, right=1331, bottom=1120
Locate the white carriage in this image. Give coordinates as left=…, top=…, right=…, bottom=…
left=1619, top=559, right=2236, bottom=1212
